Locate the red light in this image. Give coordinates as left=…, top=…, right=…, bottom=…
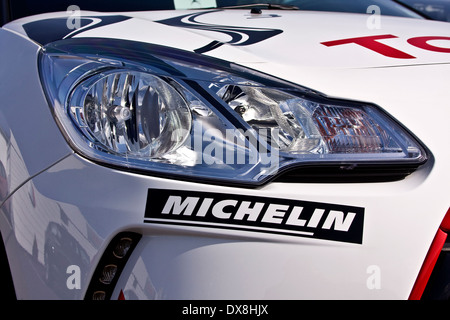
left=409, top=228, right=447, bottom=300
left=439, top=208, right=450, bottom=232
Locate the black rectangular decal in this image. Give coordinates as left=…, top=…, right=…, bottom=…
left=144, top=189, right=364, bottom=244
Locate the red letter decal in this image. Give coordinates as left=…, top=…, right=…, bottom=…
left=321, top=34, right=415, bottom=59
left=407, top=36, right=450, bottom=53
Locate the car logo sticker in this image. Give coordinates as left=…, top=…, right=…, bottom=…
left=22, top=15, right=131, bottom=45
left=156, top=10, right=283, bottom=54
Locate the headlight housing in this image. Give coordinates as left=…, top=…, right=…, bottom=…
left=39, top=38, right=428, bottom=186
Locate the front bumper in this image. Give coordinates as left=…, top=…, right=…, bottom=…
left=3, top=147, right=446, bottom=299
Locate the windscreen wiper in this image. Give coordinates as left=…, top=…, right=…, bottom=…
left=219, top=3, right=299, bottom=10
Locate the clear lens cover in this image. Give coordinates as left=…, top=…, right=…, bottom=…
left=39, top=39, right=428, bottom=185
left=70, top=71, right=192, bottom=158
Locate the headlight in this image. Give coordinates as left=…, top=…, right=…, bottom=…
left=39, top=38, right=428, bottom=186
left=70, top=70, right=192, bottom=158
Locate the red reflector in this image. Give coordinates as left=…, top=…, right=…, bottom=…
left=440, top=208, right=450, bottom=232
left=409, top=228, right=447, bottom=300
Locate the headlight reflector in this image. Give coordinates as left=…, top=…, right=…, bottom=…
left=70, top=71, right=192, bottom=159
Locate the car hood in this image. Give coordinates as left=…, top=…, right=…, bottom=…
left=5, top=9, right=450, bottom=67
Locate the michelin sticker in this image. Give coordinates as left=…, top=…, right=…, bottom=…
left=144, top=189, right=364, bottom=244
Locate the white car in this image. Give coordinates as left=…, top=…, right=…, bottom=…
left=0, top=0, right=449, bottom=300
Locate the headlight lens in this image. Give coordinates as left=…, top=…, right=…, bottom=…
left=39, top=39, right=428, bottom=186
left=70, top=71, right=192, bottom=158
